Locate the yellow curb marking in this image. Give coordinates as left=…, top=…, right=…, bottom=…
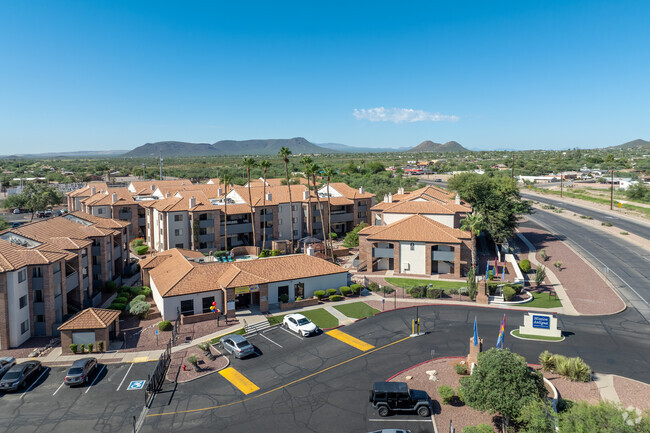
left=326, top=329, right=375, bottom=351
left=219, top=367, right=259, bottom=395
left=131, top=356, right=149, bottom=363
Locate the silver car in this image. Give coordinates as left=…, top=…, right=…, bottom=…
left=220, top=334, right=255, bottom=359
left=64, top=357, right=97, bottom=386
left=0, top=357, right=16, bottom=379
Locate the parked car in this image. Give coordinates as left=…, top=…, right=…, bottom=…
left=283, top=313, right=319, bottom=337
left=0, top=361, right=42, bottom=392
left=13, top=209, right=21, bottom=214
left=220, top=334, right=255, bottom=359
left=0, top=357, right=16, bottom=379
left=369, top=381, right=431, bottom=417
left=36, top=211, right=46, bottom=218
left=44, top=210, right=52, bottom=218
left=367, top=430, right=412, bottom=433
left=64, top=357, right=97, bottom=386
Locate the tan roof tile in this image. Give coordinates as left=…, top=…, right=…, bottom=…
left=58, top=308, right=121, bottom=331
left=360, top=214, right=470, bottom=244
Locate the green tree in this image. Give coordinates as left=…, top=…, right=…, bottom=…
left=242, top=157, right=258, bottom=247
left=0, top=216, right=9, bottom=230
left=302, top=156, right=314, bottom=236
left=260, top=159, right=272, bottom=249
left=2, top=183, right=65, bottom=221
left=219, top=173, right=232, bottom=250
left=309, top=163, right=327, bottom=248
left=278, top=146, right=295, bottom=252
left=559, top=401, right=649, bottom=433
left=323, top=166, right=336, bottom=261
left=626, top=182, right=648, bottom=201
left=535, top=265, right=547, bottom=287
left=459, top=348, right=546, bottom=428
left=342, top=222, right=368, bottom=248
left=460, top=211, right=486, bottom=270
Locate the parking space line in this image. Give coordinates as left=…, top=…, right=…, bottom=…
left=219, top=367, right=259, bottom=395
left=116, top=363, right=134, bottom=391
left=53, top=381, right=65, bottom=396
left=21, top=367, right=49, bottom=398
left=326, top=329, right=374, bottom=351
left=85, top=365, right=106, bottom=394
left=279, top=326, right=303, bottom=340
left=259, top=333, right=283, bottom=348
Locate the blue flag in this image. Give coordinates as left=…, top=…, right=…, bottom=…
left=486, top=262, right=490, bottom=277
left=473, top=317, right=478, bottom=347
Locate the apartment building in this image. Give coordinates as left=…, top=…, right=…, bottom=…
left=0, top=212, right=130, bottom=348
left=358, top=185, right=472, bottom=278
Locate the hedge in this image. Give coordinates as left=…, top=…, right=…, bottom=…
left=427, top=288, right=443, bottom=298
left=503, top=285, right=516, bottom=301
left=329, top=295, right=343, bottom=302
left=129, top=286, right=142, bottom=296
left=350, top=284, right=362, bottom=295
left=339, top=286, right=352, bottom=296
left=129, top=301, right=150, bottom=318
left=519, top=259, right=532, bottom=273
left=326, top=288, right=338, bottom=297
left=270, top=249, right=280, bottom=256
left=114, top=296, right=129, bottom=304
left=279, top=294, right=289, bottom=303
left=140, top=286, right=151, bottom=297
left=134, top=245, right=148, bottom=255
left=69, top=344, right=78, bottom=354
left=314, top=290, right=326, bottom=300
left=108, top=302, right=125, bottom=311
left=128, top=294, right=146, bottom=309
left=158, top=321, right=173, bottom=331
left=462, top=425, right=494, bottom=433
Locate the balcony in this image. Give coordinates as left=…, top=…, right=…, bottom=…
left=199, top=219, right=214, bottom=228
left=138, top=217, right=146, bottom=226
left=372, top=247, right=394, bottom=259
left=66, top=271, right=79, bottom=293
left=331, top=212, right=354, bottom=223
left=32, top=277, right=44, bottom=291
left=432, top=250, right=455, bottom=262
left=221, top=222, right=252, bottom=235
left=113, top=245, right=122, bottom=259
left=92, top=246, right=101, bottom=256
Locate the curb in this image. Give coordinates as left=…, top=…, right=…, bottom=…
left=509, top=329, right=565, bottom=343
left=385, top=356, right=464, bottom=381
left=168, top=346, right=230, bottom=384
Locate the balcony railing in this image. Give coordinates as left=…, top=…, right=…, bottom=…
left=66, top=271, right=79, bottom=293
left=432, top=250, right=455, bottom=262
left=372, top=247, right=394, bottom=258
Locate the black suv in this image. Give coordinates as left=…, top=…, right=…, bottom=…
left=369, top=382, right=432, bottom=417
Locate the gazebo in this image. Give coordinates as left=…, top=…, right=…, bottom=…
left=297, top=236, right=326, bottom=256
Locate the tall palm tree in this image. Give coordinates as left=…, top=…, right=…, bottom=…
left=219, top=174, right=232, bottom=251
left=278, top=147, right=294, bottom=253
left=460, top=211, right=486, bottom=271
left=242, top=157, right=257, bottom=248
left=260, top=159, right=272, bottom=250
left=323, top=166, right=336, bottom=261
left=302, top=161, right=314, bottom=236
left=309, top=163, right=327, bottom=251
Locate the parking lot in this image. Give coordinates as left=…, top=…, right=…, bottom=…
left=0, top=360, right=155, bottom=432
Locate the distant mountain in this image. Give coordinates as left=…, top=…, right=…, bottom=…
left=408, top=140, right=469, bottom=153
left=0, top=150, right=129, bottom=159
left=317, top=143, right=411, bottom=153
left=607, top=139, right=650, bottom=150
left=123, top=137, right=336, bottom=158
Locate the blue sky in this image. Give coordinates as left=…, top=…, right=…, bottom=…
left=0, top=0, right=648, bottom=153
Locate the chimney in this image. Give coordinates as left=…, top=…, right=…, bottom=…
left=303, top=190, right=309, bottom=200
left=266, top=192, right=272, bottom=201
left=218, top=187, right=223, bottom=196
left=166, top=192, right=171, bottom=198
left=455, top=194, right=461, bottom=205
left=111, top=192, right=117, bottom=204
left=398, top=187, right=404, bottom=195
left=151, top=184, right=155, bottom=191
left=388, top=192, right=392, bottom=203
left=91, top=186, right=96, bottom=195
left=383, top=194, right=388, bottom=203
left=189, top=196, right=196, bottom=208
left=359, top=186, right=365, bottom=194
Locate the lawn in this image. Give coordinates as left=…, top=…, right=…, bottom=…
left=385, top=277, right=466, bottom=292
left=526, top=292, right=563, bottom=309
left=512, top=329, right=564, bottom=341
left=267, top=308, right=339, bottom=329
left=333, top=302, right=379, bottom=319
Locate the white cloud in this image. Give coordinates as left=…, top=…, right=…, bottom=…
left=352, top=107, right=458, bottom=123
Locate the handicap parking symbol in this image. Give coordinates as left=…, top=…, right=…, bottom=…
left=127, top=380, right=146, bottom=390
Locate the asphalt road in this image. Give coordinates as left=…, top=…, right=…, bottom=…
left=141, top=305, right=650, bottom=433
left=524, top=211, right=650, bottom=323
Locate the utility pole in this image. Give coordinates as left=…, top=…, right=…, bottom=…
left=610, top=168, right=614, bottom=210
left=560, top=172, right=563, bottom=198
left=159, top=152, right=163, bottom=181
left=142, top=163, right=146, bottom=181
left=511, top=153, right=515, bottom=179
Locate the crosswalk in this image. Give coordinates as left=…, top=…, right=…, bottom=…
left=326, top=329, right=375, bottom=351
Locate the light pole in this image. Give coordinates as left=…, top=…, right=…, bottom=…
left=610, top=168, right=614, bottom=210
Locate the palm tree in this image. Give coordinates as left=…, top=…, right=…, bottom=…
left=219, top=174, right=232, bottom=251
left=260, top=159, right=272, bottom=250
left=460, top=211, right=486, bottom=271
left=323, top=166, right=336, bottom=261
left=242, top=157, right=257, bottom=248
left=309, top=163, right=326, bottom=251
left=278, top=147, right=294, bottom=253
left=302, top=161, right=314, bottom=236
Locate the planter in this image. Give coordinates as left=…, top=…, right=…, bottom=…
left=279, top=297, right=319, bottom=311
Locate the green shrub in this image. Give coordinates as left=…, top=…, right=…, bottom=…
left=314, top=290, right=326, bottom=300
left=129, top=300, right=151, bottom=318
left=452, top=360, right=468, bottom=375
left=187, top=354, right=198, bottom=365
left=213, top=250, right=228, bottom=257
left=512, top=284, right=523, bottom=294
left=131, top=238, right=145, bottom=247
left=519, top=259, right=532, bottom=273
left=158, top=320, right=173, bottom=331
left=326, top=288, right=338, bottom=297
left=296, top=296, right=303, bottom=301
left=503, top=285, right=516, bottom=301
left=601, top=222, right=613, bottom=227
left=134, top=245, right=148, bottom=255
left=381, top=285, right=394, bottom=295
left=129, top=286, right=142, bottom=296
left=79, top=344, right=85, bottom=353
left=128, top=294, right=146, bottom=309
left=97, top=341, right=104, bottom=352
left=438, top=385, right=455, bottom=405
left=258, top=249, right=270, bottom=257
left=140, top=286, right=151, bottom=297
left=535, top=265, right=547, bottom=287
left=427, top=288, right=442, bottom=298
left=553, top=261, right=563, bottom=271
left=456, top=386, right=465, bottom=403
left=114, top=296, right=129, bottom=304
left=69, top=344, right=78, bottom=354
left=270, top=249, right=280, bottom=256
left=554, top=354, right=569, bottom=376
left=540, top=248, right=548, bottom=261
left=407, top=286, right=425, bottom=298
left=448, top=287, right=459, bottom=295
left=105, top=281, right=117, bottom=292
left=340, top=286, right=352, bottom=296
left=328, top=232, right=337, bottom=240
left=368, top=282, right=379, bottom=292
left=487, top=282, right=499, bottom=295
left=118, top=290, right=130, bottom=299
left=539, top=350, right=555, bottom=372
left=350, top=284, right=362, bottom=295
left=556, top=397, right=574, bottom=413
left=198, top=342, right=210, bottom=351
left=462, top=424, right=494, bottom=433
left=566, top=357, right=591, bottom=382
left=279, top=294, right=289, bottom=303
left=108, top=302, right=125, bottom=311
left=87, top=343, right=93, bottom=353
left=620, top=231, right=629, bottom=235
left=329, top=294, right=343, bottom=302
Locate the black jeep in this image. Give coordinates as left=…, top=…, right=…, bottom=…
left=369, top=382, right=432, bottom=417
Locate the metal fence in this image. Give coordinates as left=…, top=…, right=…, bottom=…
left=144, top=339, right=172, bottom=408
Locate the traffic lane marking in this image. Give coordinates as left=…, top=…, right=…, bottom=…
left=116, top=362, right=134, bottom=391
left=258, top=332, right=282, bottom=348
left=219, top=367, right=260, bottom=395
left=85, top=365, right=106, bottom=393
left=147, top=335, right=411, bottom=418
left=326, top=329, right=375, bottom=351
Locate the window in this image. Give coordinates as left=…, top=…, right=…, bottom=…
left=98, top=208, right=105, bottom=215
left=202, top=296, right=215, bottom=314
left=34, top=290, right=44, bottom=303
left=81, top=248, right=87, bottom=257
left=159, top=214, right=163, bottom=221
left=294, top=283, right=304, bottom=299
left=278, top=285, right=289, bottom=300
left=174, top=214, right=183, bottom=222
left=53, top=262, right=61, bottom=274
left=291, top=205, right=296, bottom=211
left=180, top=299, right=194, bottom=316
left=92, top=256, right=98, bottom=265
left=174, top=229, right=183, bottom=236
left=410, top=243, right=415, bottom=251
left=292, top=217, right=297, bottom=223
left=36, top=315, right=44, bottom=323
left=17, top=269, right=26, bottom=283
left=32, top=267, right=42, bottom=278
left=19, top=295, right=27, bottom=309
left=20, top=320, right=29, bottom=335
left=278, top=219, right=283, bottom=225
left=175, top=243, right=184, bottom=248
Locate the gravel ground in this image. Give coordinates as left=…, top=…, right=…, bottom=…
left=167, top=344, right=228, bottom=383
left=542, top=371, right=600, bottom=404
left=613, top=376, right=650, bottom=411
left=518, top=225, right=625, bottom=315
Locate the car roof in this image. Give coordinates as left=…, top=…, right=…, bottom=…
left=373, top=382, right=409, bottom=393
left=0, top=357, right=15, bottom=363
left=71, top=358, right=94, bottom=367
left=286, top=313, right=307, bottom=320
left=224, top=334, right=248, bottom=343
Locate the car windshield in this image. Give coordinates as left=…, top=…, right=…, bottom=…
left=68, top=368, right=83, bottom=375
left=297, top=318, right=311, bottom=325
left=3, top=372, right=20, bottom=380
left=235, top=341, right=251, bottom=349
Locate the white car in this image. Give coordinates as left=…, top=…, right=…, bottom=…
left=283, top=313, right=319, bottom=337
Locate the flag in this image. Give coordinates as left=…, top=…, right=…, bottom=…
left=496, top=314, right=506, bottom=349
left=502, top=266, right=505, bottom=281
left=495, top=259, right=498, bottom=277
left=473, top=317, right=478, bottom=347
left=486, top=262, right=490, bottom=276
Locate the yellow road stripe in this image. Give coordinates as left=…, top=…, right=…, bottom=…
left=219, top=367, right=259, bottom=395
left=147, top=335, right=410, bottom=417
left=131, top=356, right=149, bottom=363
left=326, top=329, right=375, bottom=351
